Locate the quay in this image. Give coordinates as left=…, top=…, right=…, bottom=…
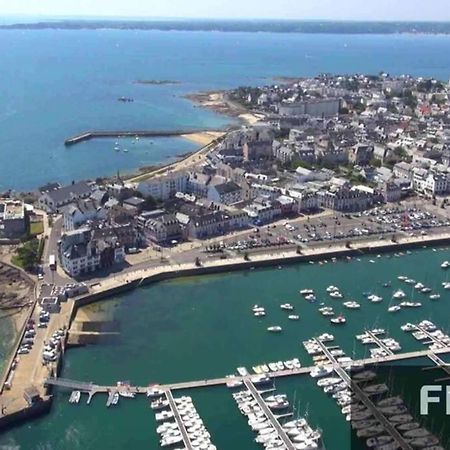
left=314, top=339, right=413, bottom=450
left=164, top=390, right=194, bottom=450
left=64, top=129, right=220, bottom=146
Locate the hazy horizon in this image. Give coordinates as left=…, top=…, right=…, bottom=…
left=1, top=0, right=450, bottom=22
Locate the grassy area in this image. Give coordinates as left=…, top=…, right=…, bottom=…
left=11, top=238, right=43, bottom=271
left=29, top=221, right=44, bottom=236
left=10, top=255, right=24, bottom=269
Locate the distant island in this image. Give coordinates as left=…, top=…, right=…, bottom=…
left=134, top=79, right=180, bottom=85
left=3, top=19, right=450, bottom=34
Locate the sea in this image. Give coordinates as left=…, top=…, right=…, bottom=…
left=2, top=248, right=450, bottom=449
left=1, top=30, right=450, bottom=191
left=1, top=30, right=450, bottom=449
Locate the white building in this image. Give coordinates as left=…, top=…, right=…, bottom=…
left=137, top=172, right=189, bottom=200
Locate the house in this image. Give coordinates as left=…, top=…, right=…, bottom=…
left=348, top=144, right=374, bottom=166
left=142, top=214, right=183, bottom=245
left=243, top=140, right=273, bottom=161
left=38, top=181, right=92, bottom=212
left=412, top=169, right=448, bottom=196
left=207, top=181, right=243, bottom=205
left=278, top=98, right=340, bottom=117
left=317, top=185, right=375, bottom=212
left=62, top=199, right=107, bottom=231
left=60, top=229, right=125, bottom=278
left=137, top=172, right=189, bottom=200
left=187, top=173, right=212, bottom=198
left=122, top=196, right=145, bottom=214
left=0, top=200, right=27, bottom=238
left=393, top=162, right=412, bottom=180
left=383, top=181, right=402, bottom=203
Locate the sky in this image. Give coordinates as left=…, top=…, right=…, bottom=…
left=1, top=0, right=450, bottom=22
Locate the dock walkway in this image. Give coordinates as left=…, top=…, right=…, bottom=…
left=45, top=347, right=450, bottom=396
left=164, top=390, right=193, bottom=450
left=314, top=339, right=413, bottom=450
left=243, top=379, right=295, bottom=450
left=366, top=330, right=394, bottom=356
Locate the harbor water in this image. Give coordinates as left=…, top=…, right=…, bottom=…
left=1, top=246, right=450, bottom=448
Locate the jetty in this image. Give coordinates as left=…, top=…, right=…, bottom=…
left=44, top=346, right=450, bottom=397
left=314, top=338, right=413, bottom=450
left=243, top=379, right=295, bottom=450
left=164, top=390, right=194, bottom=450
left=64, top=129, right=219, bottom=146
left=366, top=330, right=394, bottom=356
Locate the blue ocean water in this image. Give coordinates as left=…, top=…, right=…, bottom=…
left=1, top=30, right=450, bottom=190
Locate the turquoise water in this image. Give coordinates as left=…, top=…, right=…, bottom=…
left=2, top=247, right=450, bottom=448
left=2, top=31, right=450, bottom=189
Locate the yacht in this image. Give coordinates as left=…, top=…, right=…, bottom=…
left=111, top=392, right=119, bottom=405
left=401, top=323, right=416, bottom=332
left=442, top=281, right=450, bottom=289
left=317, top=333, right=334, bottom=342
left=146, top=386, right=164, bottom=398
left=326, top=285, right=339, bottom=293
left=414, top=282, right=425, bottom=290
left=397, top=275, right=408, bottom=281
left=300, top=289, right=314, bottom=296
left=237, top=367, right=249, bottom=376
left=441, top=261, right=450, bottom=269
left=288, top=314, right=300, bottom=320
left=305, top=294, right=317, bottom=302
left=267, top=326, right=283, bottom=333
left=252, top=305, right=265, bottom=312
left=343, top=301, right=360, bottom=309
left=280, top=303, right=294, bottom=311
left=151, top=398, right=170, bottom=410
left=329, top=291, right=343, bottom=299
left=330, top=315, right=346, bottom=325
left=399, top=301, right=422, bottom=308
left=368, top=294, right=383, bottom=303
left=405, top=278, right=416, bottom=284
left=388, top=305, right=401, bottom=313
left=429, top=293, right=441, bottom=300
left=392, top=289, right=406, bottom=299
left=421, top=287, right=432, bottom=293
left=310, top=365, right=333, bottom=378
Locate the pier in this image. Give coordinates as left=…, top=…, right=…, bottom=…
left=366, top=330, right=394, bottom=356
left=44, top=346, right=450, bottom=396
left=64, top=129, right=220, bottom=146
left=164, top=390, right=194, bottom=450
left=314, top=338, right=413, bottom=450
left=243, top=379, right=295, bottom=450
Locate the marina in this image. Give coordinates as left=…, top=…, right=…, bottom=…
left=4, top=246, right=450, bottom=448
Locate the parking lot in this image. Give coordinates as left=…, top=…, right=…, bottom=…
left=204, top=204, right=450, bottom=255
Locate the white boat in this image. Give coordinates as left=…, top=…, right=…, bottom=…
left=267, top=326, right=283, bottom=333
left=368, top=294, right=383, bottom=303
left=237, top=367, right=249, bottom=376
left=310, top=365, right=333, bottom=378
left=112, top=392, right=119, bottom=405
left=329, top=291, right=343, bottom=299
left=442, top=281, right=450, bottom=290
left=421, top=287, right=432, bottom=293
left=397, top=275, right=407, bottom=281
left=280, top=303, right=294, bottom=311
left=300, top=289, right=314, bottom=296
left=399, top=301, right=422, bottom=308
left=405, top=278, right=416, bottom=284
left=441, top=261, right=450, bottom=269
left=254, top=311, right=266, bottom=317
left=330, top=315, right=346, bottom=325
left=343, top=301, right=360, bottom=309
left=392, top=289, right=406, bottom=299
left=326, top=285, right=339, bottom=293
left=288, top=314, right=300, bottom=320
left=388, top=305, right=401, bottom=313
left=429, top=294, right=441, bottom=300
left=146, top=387, right=164, bottom=398
left=401, top=323, right=416, bottom=332
left=414, top=282, right=425, bottom=290
left=252, top=305, right=265, bottom=312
